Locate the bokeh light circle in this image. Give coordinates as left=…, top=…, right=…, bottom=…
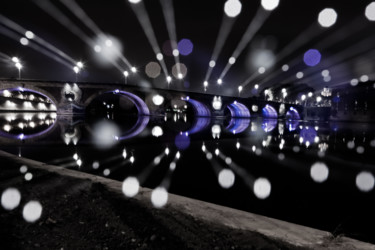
left=177, top=39, right=193, bottom=56
left=162, top=40, right=177, bottom=57
left=122, top=177, right=140, bottom=197
left=151, top=187, right=168, bottom=208
left=1, top=188, right=21, bottom=210
left=145, top=62, right=161, bottom=78
left=356, top=171, right=375, bottom=192
left=175, top=133, right=190, bottom=150
left=23, top=201, right=42, bottom=223
left=310, top=162, right=329, bottom=183
left=261, top=0, right=280, bottom=11
left=218, top=169, right=235, bottom=189
left=172, top=63, right=188, bottom=78
left=365, top=2, right=375, bottom=21
left=253, top=178, right=271, bottom=199
left=224, top=0, right=242, bottom=18
left=318, top=8, right=338, bottom=28
left=152, top=94, right=164, bottom=106
left=303, top=49, right=321, bottom=66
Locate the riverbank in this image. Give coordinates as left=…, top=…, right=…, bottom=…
left=1, top=150, right=374, bottom=249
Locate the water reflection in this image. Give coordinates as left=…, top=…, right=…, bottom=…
left=0, top=112, right=57, bottom=140
left=1, top=113, right=375, bottom=240
left=262, top=119, right=277, bottom=132
left=226, top=118, right=250, bottom=134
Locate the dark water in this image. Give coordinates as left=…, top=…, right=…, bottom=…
left=1, top=112, right=375, bottom=243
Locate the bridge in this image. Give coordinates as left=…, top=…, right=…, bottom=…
left=0, top=79, right=303, bottom=120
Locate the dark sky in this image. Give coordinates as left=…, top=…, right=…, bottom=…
left=1, top=0, right=374, bottom=95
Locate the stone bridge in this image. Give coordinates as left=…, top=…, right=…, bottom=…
left=0, top=79, right=304, bottom=119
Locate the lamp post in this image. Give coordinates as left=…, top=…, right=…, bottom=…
left=15, top=62, right=22, bottom=79
left=281, top=88, right=287, bottom=103
left=73, top=61, right=84, bottom=82
left=238, top=86, right=243, bottom=97
left=73, top=66, right=80, bottom=82
left=12, top=57, right=22, bottom=79
left=203, top=81, right=208, bottom=92
left=264, top=89, right=269, bottom=101
left=123, top=71, right=129, bottom=84
left=166, top=76, right=172, bottom=89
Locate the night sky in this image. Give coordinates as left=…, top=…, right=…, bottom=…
left=1, top=0, right=374, bottom=96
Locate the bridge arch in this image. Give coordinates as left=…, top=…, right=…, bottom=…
left=85, top=89, right=150, bottom=116
left=262, top=104, right=278, bottom=119
left=285, top=107, right=301, bottom=120
left=226, top=101, right=250, bottom=118
left=181, top=97, right=211, bottom=117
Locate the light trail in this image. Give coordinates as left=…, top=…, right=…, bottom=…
left=129, top=0, right=169, bottom=80
left=159, top=0, right=181, bottom=78
left=33, top=0, right=124, bottom=73
left=217, top=7, right=270, bottom=81
left=59, top=0, right=133, bottom=70
left=269, top=34, right=375, bottom=92
left=0, top=17, right=74, bottom=69
left=255, top=16, right=366, bottom=93
left=0, top=14, right=76, bottom=65
left=203, top=13, right=237, bottom=89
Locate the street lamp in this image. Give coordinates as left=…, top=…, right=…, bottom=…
left=77, top=61, right=84, bottom=69
left=166, top=76, right=172, bottom=88
left=73, top=66, right=80, bottom=82
left=282, top=91, right=287, bottom=102
left=264, top=89, right=269, bottom=101
left=12, top=57, right=22, bottom=79
left=238, top=86, right=243, bottom=97
left=15, top=62, right=22, bottom=79
left=123, top=71, right=129, bottom=84
left=203, top=81, right=208, bottom=92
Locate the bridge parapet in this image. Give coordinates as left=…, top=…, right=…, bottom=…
left=0, top=79, right=304, bottom=119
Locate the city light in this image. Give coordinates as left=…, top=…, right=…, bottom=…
left=261, top=0, right=280, bottom=11
left=318, top=8, right=338, bottom=28
left=224, top=0, right=242, bottom=18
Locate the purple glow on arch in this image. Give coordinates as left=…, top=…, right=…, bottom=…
left=262, top=119, right=277, bottom=132
left=286, top=107, right=300, bottom=120
left=286, top=120, right=299, bottom=131
left=227, top=101, right=250, bottom=118
left=303, top=49, right=321, bottom=67
left=226, top=118, right=250, bottom=134
left=118, top=116, right=149, bottom=141
left=262, top=105, right=278, bottom=119
left=110, top=90, right=150, bottom=116
left=182, top=98, right=211, bottom=117
left=185, top=118, right=210, bottom=134
left=178, top=39, right=193, bottom=56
